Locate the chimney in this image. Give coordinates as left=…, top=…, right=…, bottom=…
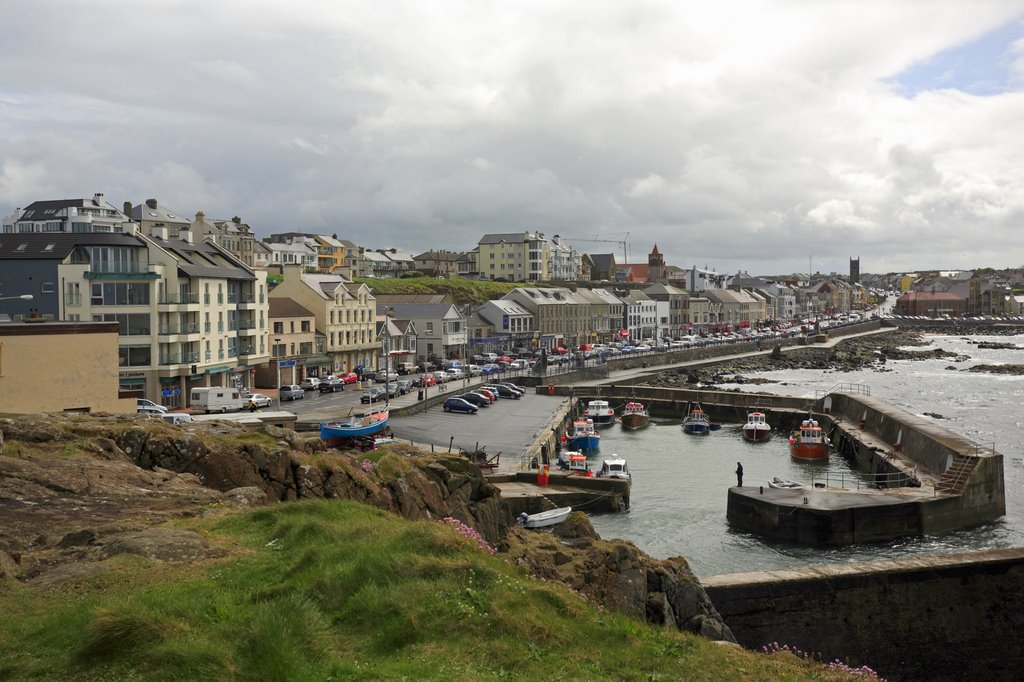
left=152, top=225, right=168, bottom=240
left=195, top=211, right=205, bottom=222
left=179, top=228, right=192, bottom=244
left=93, top=192, right=104, bottom=206
left=123, top=201, right=132, bottom=215
left=145, top=198, right=158, bottom=209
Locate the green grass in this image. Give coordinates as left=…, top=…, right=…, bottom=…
left=353, top=276, right=535, bottom=305
left=0, top=500, right=860, bottom=680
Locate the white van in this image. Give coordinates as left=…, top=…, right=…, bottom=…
left=161, top=412, right=194, bottom=426
left=189, top=387, right=247, bottom=414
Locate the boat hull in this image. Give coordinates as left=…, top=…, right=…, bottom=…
left=742, top=427, right=772, bottom=442
left=320, top=408, right=390, bottom=440
left=620, top=414, right=650, bottom=430
left=522, top=506, right=572, bottom=528
left=587, top=413, right=615, bottom=425
left=682, top=422, right=710, bottom=435
left=789, top=443, right=828, bottom=460
left=568, top=435, right=600, bottom=451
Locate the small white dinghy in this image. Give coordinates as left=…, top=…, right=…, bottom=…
left=517, top=506, right=573, bottom=529
left=767, top=476, right=804, bottom=490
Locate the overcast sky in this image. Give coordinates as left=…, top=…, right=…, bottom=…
left=2, top=1, right=1023, bottom=276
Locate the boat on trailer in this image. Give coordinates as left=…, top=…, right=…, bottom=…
left=320, top=404, right=390, bottom=441
left=620, top=401, right=650, bottom=430
left=742, top=410, right=772, bottom=442
left=518, top=506, right=573, bottom=529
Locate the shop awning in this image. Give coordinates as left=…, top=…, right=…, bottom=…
left=304, top=355, right=333, bottom=367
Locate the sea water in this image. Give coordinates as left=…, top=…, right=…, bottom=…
left=587, top=333, right=1024, bottom=578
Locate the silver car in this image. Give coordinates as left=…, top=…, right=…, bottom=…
left=279, top=385, right=305, bottom=401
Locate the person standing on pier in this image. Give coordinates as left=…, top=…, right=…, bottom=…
left=735, top=462, right=743, bottom=487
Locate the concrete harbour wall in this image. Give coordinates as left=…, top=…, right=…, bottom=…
left=703, top=548, right=1024, bottom=682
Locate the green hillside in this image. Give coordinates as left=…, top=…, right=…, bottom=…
left=0, top=499, right=868, bottom=681
left=354, top=276, right=534, bottom=305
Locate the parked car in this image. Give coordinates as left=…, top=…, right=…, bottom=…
left=481, top=363, right=502, bottom=375
left=443, top=397, right=478, bottom=414
left=360, top=386, right=387, bottom=403
left=465, top=390, right=495, bottom=404
left=246, top=393, right=273, bottom=408
left=497, top=382, right=525, bottom=396
left=431, top=370, right=451, bottom=384
left=280, top=385, right=305, bottom=401
left=458, top=392, right=489, bottom=408
left=474, top=387, right=498, bottom=402
left=447, top=367, right=465, bottom=380
left=414, top=373, right=437, bottom=388
left=485, top=384, right=521, bottom=399
left=338, top=372, right=359, bottom=384
left=465, top=364, right=483, bottom=377
left=418, top=361, right=437, bottom=373
left=507, top=359, right=529, bottom=370
left=396, top=362, right=418, bottom=375
left=396, top=379, right=414, bottom=395
left=376, top=370, right=399, bottom=383
left=137, top=398, right=168, bottom=414
left=300, top=377, right=321, bottom=391
left=319, top=378, right=345, bottom=393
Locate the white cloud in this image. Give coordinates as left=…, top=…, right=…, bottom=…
left=1, top=1, right=1023, bottom=273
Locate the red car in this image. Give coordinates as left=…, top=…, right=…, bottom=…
left=497, top=355, right=513, bottom=364
left=338, top=372, right=359, bottom=384
left=415, top=373, right=437, bottom=387
left=475, top=387, right=497, bottom=401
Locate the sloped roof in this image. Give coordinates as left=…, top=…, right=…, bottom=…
left=0, top=233, right=142, bottom=259
left=269, top=297, right=314, bottom=318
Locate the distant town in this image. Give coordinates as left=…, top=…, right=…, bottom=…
left=2, top=192, right=1022, bottom=414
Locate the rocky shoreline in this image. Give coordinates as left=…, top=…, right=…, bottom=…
left=641, top=329, right=1024, bottom=388
left=0, top=413, right=733, bottom=643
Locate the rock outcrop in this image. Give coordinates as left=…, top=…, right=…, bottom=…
left=504, top=513, right=735, bottom=642
left=0, top=413, right=729, bottom=643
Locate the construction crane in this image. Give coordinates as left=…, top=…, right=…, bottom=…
left=564, top=232, right=630, bottom=266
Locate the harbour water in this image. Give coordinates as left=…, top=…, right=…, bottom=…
left=587, top=332, right=1024, bottom=578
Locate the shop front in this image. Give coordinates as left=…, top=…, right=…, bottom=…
left=159, top=376, right=183, bottom=409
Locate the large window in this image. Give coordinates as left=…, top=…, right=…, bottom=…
left=93, top=313, right=151, bottom=336
left=90, top=282, right=150, bottom=305
left=118, top=345, right=151, bottom=367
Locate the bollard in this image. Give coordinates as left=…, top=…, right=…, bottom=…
left=548, top=383, right=555, bottom=395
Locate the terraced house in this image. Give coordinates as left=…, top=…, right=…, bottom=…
left=269, top=264, right=377, bottom=375
left=503, top=287, right=591, bottom=350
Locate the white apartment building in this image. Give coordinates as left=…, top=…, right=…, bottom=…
left=478, top=232, right=550, bottom=282
left=0, top=231, right=270, bottom=407
left=3, top=193, right=135, bottom=233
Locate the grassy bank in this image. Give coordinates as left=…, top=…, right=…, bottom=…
left=354, top=276, right=531, bottom=305
left=0, top=500, right=866, bottom=680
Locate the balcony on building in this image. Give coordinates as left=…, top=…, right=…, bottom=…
left=159, top=351, right=200, bottom=366
left=84, top=261, right=159, bottom=280
left=158, top=291, right=200, bottom=308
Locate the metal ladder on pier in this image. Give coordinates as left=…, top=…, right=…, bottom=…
left=935, top=454, right=979, bottom=494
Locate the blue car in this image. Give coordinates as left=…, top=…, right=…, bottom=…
left=443, top=397, right=478, bottom=414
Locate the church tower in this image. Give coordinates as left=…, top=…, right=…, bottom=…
left=648, top=244, right=665, bottom=283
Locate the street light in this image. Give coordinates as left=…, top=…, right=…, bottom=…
left=0, top=294, right=33, bottom=302
left=274, top=337, right=282, bottom=409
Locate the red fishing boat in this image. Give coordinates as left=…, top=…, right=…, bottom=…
left=788, top=415, right=829, bottom=461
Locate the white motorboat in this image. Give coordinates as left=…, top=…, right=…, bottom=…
left=518, top=506, right=573, bottom=529
left=585, top=400, right=615, bottom=425
left=597, top=457, right=630, bottom=480
left=767, top=477, right=804, bottom=490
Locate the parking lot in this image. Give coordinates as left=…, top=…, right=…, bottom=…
left=388, top=392, right=566, bottom=470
